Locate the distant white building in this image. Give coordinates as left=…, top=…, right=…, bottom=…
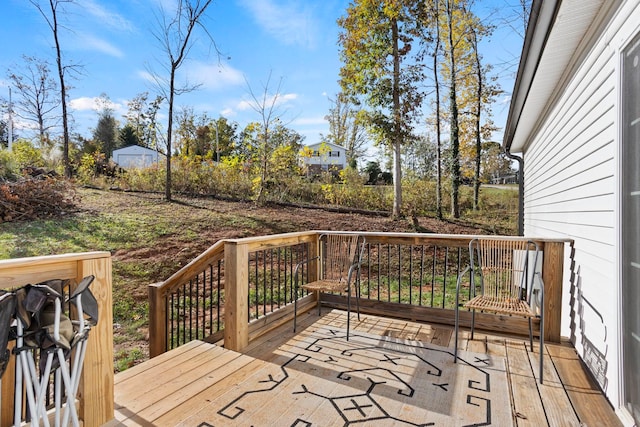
left=301, top=142, right=347, bottom=175
left=112, top=145, right=160, bottom=169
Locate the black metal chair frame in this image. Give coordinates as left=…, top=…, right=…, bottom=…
left=293, top=233, right=366, bottom=340
left=454, top=238, right=545, bottom=384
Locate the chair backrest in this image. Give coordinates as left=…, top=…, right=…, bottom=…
left=471, top=239, right=540, bottom=306
left=321, top=234, right=364, bottom=282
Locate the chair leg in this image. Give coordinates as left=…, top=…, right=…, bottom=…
left=347, top=289, right=351, bottom=341
left=454, top=288, right=460, bottom=363
left=317, top=291, right=321, bottom=316
left=293, top=283, right=298, bottom=333
left=470, top=309, right=476, bottom=340
left=539, top=314, right=544, bottom=384
left=355, top=278, right=361, bottom=321
left=528, top=318, right=534, bottom=352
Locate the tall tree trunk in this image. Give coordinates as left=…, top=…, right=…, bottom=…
left=49, top=0, right=71, bottom=178
left=446, top=0, right=460, bottom=219
left=433, top=0, right=443, bottom=220
left=166, top=68, right=175, bottom=202
left=472, top=28, right=482, bottom=211
left=392, top=17, right=403, bottom=219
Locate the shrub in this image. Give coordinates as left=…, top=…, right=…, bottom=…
left=11, top=139, right=45, bottom=169
left=321, top=168, right=390, bottom=211
left=0, top=150, right=18, bottom=181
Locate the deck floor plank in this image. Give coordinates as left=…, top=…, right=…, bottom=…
left=115, top=348, right=236, bottom=422
left=528, top=342, right=582, bottom=426
left=547, top=343, right=623, bottom=427
left=505, top=339, right=548, bottom=426
left=114, top=340, right=207, bottom=384
left=138, top=352, right=255, bottom=422
left=112, top=309, right=620, bottom=426
left=115, top=344, right=227, bottom=402
left=153, top=358, right=269, bottom=426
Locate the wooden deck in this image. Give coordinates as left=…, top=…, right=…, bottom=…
left=110, top=310, right=621, bottom=426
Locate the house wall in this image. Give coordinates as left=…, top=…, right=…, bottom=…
left=522, top=0, right=640, bottom=415
left=301, top=143, right=347, bottom=168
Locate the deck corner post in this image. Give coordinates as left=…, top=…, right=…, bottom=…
left=148, top=283, right=167, bottom=358
left=542, top=241, right=565, bottom=343
left=224, top=240, right=249, bottom=352
left=78, top=254, right=115, bottom=426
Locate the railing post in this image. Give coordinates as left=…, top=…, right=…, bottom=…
left=542, top=241, right=565, bottom=343
left=77, top=255, right=114, bottom=427
left=309, top=233, right=320, bottom=282
left=224, top=240, right=249, bottom=352
left=148, top=283, right=167, bottom=358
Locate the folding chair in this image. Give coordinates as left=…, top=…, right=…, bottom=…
left=293, top=234, right=366, bottom=340
left=13, top=275, right=97, bottom=427
left=454, top=238, right=545, bottom=383
left=13, top=282, right=69, bottom=427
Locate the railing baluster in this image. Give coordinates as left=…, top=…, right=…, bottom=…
left=409, top=245, right=413, bottom=305
left=277, top=249, right=282, bottom=308
left=270, top=248, right=274, bottom=314
left=442, top=248, right=449, bottom=309
left=419, top=245, right=425, bottom=306
left=366, top=243, right=371, bottom=298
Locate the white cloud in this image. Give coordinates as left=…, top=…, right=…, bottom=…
left=79, top=34, right=125, bottom=58
left=293, top=116, right=326, bottom=126
left=137, top=70, right=157, bottom=84
left=220, top=107, right=236, bottom=117
left=70, top=96, right=123, bottom=113
left=235, top=92, right=298, bottom=112
left=238, top=0, right=317, bottom=48
left=186, top=61, right=245, bottom=91
left=82, top=0, right=135, bottom=32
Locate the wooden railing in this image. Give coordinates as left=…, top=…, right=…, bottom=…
left=0, top=252, right=114, bottom=427
left=149, top=232, right=571, bottom=355
left=148, top=232, right=318, bottom=356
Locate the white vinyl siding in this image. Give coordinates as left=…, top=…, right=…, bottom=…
left=521, top=1, right=640, bottom=411
left=301, top=143, right=347, bottom=169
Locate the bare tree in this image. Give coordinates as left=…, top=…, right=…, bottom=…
left=6, top=56, right=60, bottom=150
left=321, top=93, right=368, bottom=167
left=243, top=72, right=290, bottom=204
left=30, top=0, right=75, bottom=178
left=150, top=0, right=213, bottom=201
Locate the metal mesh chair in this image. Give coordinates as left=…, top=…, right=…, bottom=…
left=454, top=238, right=545, bottom=383
left=293, top=234, right=366, bottom=340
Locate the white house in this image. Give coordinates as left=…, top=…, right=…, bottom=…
left=300, top=142, right=347, bottom=175
left=112, top=145, right=160, bottom=169
left=504, top=0, right=640, bottom=424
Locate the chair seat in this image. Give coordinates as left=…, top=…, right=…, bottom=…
left=464, top=295, right=536, bottom=317
left=302, top=280, right=348, bottom=293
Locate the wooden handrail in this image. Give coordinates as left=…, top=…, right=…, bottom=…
left=157, top=239, right=226, bottom=298
left=0, top=252, right=114, bottom=427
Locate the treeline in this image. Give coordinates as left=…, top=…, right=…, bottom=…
left=0, top=0, right=527, bottom=225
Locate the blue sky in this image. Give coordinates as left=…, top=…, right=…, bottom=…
left=0, top=0, right=524, bottom=153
